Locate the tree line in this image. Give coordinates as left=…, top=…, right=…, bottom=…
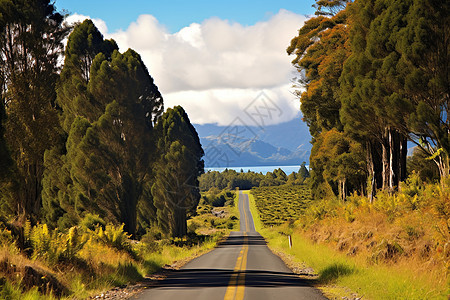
left=288, top=0, right=448, bottom=201
left=199, top=163, right=310, bottom=191
left=0, top=1, right=203, bottom=238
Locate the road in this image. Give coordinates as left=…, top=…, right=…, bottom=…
left=133, top=191, right=326, bottom=300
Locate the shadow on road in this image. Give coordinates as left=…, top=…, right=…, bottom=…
left=150, top=268, right=317, bottom=290
left=136, top=232, right=318, bottom=291
left=217, top=233, right=267, bottom=247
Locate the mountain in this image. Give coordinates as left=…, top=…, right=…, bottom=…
left=194, top=116, right=312, bottom=168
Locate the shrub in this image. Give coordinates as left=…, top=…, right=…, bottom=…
left=95, top=224, right=132, bottom=254
left=79, top=214, right=106, bottom=231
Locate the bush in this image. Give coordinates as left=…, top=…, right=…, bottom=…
left=79, top=214, right=106, bottom=231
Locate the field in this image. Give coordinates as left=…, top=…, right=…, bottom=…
left=251, top=185, right=312, bottom=226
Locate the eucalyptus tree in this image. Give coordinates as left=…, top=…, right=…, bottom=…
left=42, top=21, right=164, bottom=235
left=152, top=106, right=204, bottom=237
left=0, top=0, right=69, bottom=219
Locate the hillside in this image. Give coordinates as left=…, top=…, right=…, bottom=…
left=194, top=116, right=312, bottom=167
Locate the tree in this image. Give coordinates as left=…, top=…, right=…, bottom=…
left=287, top=0, right=351, bottom=138
left=152, top=106, right=204, bottom=237
left=0, top=101, right=11, bottom=180
left=57, top=19, right=118, bottom=131
left=407, top=147, right=439, bottom=183
left=42, top=21, right=164, bottom=235
left=298, top=162, right=310, bottom=181
left=0, top=0, right=69, bottom=220
left=309, top=129, right=365, bottom=200
left=400, top=0, right=450, bottom=181
left=340, top=0, right=411, bottom=199
left=287, top=0, right=366, bottom=199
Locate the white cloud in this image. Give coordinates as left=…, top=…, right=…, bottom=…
left=65, top=13, right=108, bottom=34
left=64, top=10, right=307, bottom=125
left=164, top=84, right=300, bottom=126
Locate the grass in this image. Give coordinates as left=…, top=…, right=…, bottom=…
left=0, top=192, right=239, bottom=299
left=242, top=190, right=263, bottom=232
left=248, top=186, right=449, bottom=300
left=251, top=185, right=311, bottom=226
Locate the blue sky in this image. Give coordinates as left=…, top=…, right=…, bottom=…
left=59, top=1, right=314, bottom=125
left=56, top=0, right=316, bottom=33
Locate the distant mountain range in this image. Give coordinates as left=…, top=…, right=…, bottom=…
left=194, top=116, right=312, bottom=168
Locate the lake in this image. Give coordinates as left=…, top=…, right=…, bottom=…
left=205, top=165, right=304, bottom=175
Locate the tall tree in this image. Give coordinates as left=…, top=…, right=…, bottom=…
left=152, top=106, right=204, bottom=237
left=0, top=101, right=11, bottom=181
left=309, top=129, right=365, bottom=200
left=339, top=0, right=413, bottom=200
left=42, top=21, right=164, bottom=235
left=400, top=0, right=450, bottom=181
left=0, top=0, right=69, bottom=220
left=57, top=19, right=118, bottom=131
left=287, top=0, right=366, bottom=199
left=287, top=0, right=351, bottom=138
left=298, top=162, right=310, bottom=181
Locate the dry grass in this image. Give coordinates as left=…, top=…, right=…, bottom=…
left=250, top=175, right=450, bottom=299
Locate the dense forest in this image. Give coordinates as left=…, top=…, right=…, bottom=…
left=287, top=0, right=449, bottom=201
left=0, top=0, right=203, bottom=239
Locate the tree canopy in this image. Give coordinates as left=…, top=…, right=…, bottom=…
left=288, top=0, right=449, bottom=200
left=0, top=11, right=203, bottom=240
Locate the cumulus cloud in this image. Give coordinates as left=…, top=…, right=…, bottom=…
left=65, top=13, right=108, bottom=34
left=164, top=84, right=299, bottom=126
left=64, top=10, right=306, bottom=125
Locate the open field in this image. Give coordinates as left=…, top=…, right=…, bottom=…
left=251, top=185, right=312, bottom=226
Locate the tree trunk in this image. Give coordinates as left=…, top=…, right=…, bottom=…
left=435, top=153, right=450, bottom=186
left=342, top=178, right=346, bottom=201
left=367, top=141, right=376, bottom=203
left=399, top=136, right=407, bottom=182
left=388, top=129, right=395, bottom=190
left=173, top=206, right=187, bottom=238
left=381, top=129, right=390, bottom=191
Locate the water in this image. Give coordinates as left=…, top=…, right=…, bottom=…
left=205, top=165, right=303, bottom=175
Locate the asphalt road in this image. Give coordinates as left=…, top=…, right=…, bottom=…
left=133, top=191, right=326, bottom=300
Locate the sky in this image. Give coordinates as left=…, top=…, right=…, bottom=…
left=56, top=0, right=315, bottom=126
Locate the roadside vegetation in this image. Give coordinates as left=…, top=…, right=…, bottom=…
left=0, top=190, right=238, bottom=298
left=251, top=185, right=311, bottom=226
left=260, top=0, right=449, bottom=298
left=248, top=181, right=449, bottom=299
left=0, top=1, right=231, bottom=298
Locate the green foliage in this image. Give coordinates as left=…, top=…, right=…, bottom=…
left=42, top=21, right=165, bottom=236
left=298, top=162, right=310, bottom=181
left=79, top=213, right=106, bottom=231
left=318, top=263, right=355, bottom=283
left=199, top=168, right=306, bottom=192
left=309, top=129, right=366, bottom=200
left=201, top=190, right=235, bottom=207
left=251, top=185, right=312, bottom=226
left=25, top=223, right=85, bottom=265
left=407, top=147, right=440, bottom=183
left=0, top=0, right=70, bottom=220
left=151, top=106, right=204, bottom=238
left=287, top=2, right=349, bottom=138
left=95, top=224, right=132, bottom=253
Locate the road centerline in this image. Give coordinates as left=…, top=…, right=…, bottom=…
left=224, top=233, right=248, bottom=300
left=224, top=192, right=250, bottom=300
